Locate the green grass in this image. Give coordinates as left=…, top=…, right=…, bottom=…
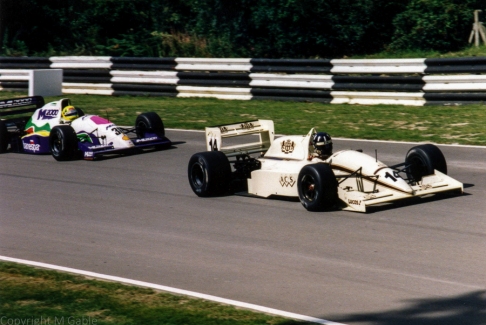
left=2, top=92, right=486, bottom=146
left=0, top=262, right=307, bottom=325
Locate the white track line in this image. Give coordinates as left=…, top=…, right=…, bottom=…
left=0, top=256, right=346, bottom=325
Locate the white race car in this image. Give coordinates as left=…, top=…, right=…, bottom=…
left=187, top=120, right=463, bottom=212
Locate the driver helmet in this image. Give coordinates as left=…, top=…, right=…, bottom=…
left=61, top=105, right=79, bottom=122
left=312, top=132, right=333, bottom=156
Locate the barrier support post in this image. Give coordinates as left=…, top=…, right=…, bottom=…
left=29, top=69, right=63, bottom=96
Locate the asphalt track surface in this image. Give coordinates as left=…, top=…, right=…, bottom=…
left=1, top=129, right=485, bottom=325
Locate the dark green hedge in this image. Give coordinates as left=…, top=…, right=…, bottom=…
left=390, top=0, right=485, bottom=52
left=0, top=0, right=483, bottom=58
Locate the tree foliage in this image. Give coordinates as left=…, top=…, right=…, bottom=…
left=0, top=0, right=483, bottom=58
left=390, top=0, right=485, bottom=51
left=245, top=0, right=410, bottom=57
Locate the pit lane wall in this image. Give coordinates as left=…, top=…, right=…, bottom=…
left=2, top=56, right=486, bottom=105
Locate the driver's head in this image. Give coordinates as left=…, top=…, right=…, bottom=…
left=312, top=132, right=333, bottom=156
left=61, top=105, right=78, bottom=122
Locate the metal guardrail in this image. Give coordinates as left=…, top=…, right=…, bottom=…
left=2, top=56, right=486, bottom=105
left=330, top=58, right=427, bottom=74
left=0, top=69, right=63, bottom=96
left=0, top=70, right=30, bottom=92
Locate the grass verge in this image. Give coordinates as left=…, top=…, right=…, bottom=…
left=1, top=92, right=486, bottom=146
left=0, top=262, right=308, bottom=325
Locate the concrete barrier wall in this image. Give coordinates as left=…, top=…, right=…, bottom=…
left=2, top=56, right=486, bottom=105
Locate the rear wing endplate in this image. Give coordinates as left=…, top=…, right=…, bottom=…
left=0, top=96, right=45, bottom=118
left=205, top=120, right=274, bottom=156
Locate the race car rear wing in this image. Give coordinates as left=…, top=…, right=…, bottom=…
left=0, top=96, right=45, bottom=119
left=205, top=120, right=274, bottom=156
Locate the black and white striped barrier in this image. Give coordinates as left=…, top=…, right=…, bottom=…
left=0, top=69, right=63, bottom=96
left=0, top=57, right=51, bottom=69
left=2, top=56, right=486, bottom=105
left=0, top=69, right=30, bottom=91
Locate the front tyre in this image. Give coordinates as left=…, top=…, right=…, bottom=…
left=405, top=144, right=447, bottom=182
left=135, top=112, right=165, bottom=138
left=297, top=163, right=338, bottom=211
left=49, top=125, right=78, bottom=161
left=188, top=151, right=232, bottom=197
left=0, top=120, right=9, bottom=153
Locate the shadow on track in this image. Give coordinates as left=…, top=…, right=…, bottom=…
left=276, top=291, right=486, bottom=325
left=327, top=290, right=486, bottom=325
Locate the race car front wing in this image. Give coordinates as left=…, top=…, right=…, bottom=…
left=338, top=169, right=463, bottom=212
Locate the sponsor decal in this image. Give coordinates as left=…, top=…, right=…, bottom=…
left=348, top=199, right=362, bottom=206
left=23, top=141, right=41, bottom=152
left=88, top=144, right=112, bottom=149
left=281, top=140, right=295, bottom=154
left=135, top=136, right=157, bottom=143
left=279, top=175, right=296, bottom=187
left=240, top=122, right=254, bottom=130
left=0, top=97, right=35, bottom=106
left=37, top=109, right=58, bottom=120
left=84, top=152, right=93, bottom=158
left=219, top=122, right=255, bottom=134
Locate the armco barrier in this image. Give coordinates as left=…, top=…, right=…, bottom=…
left=0, top=57, right=51, bottom=69
left=0, top=69, right=62, bottom=96
left=330, top=58, right=427, bottom=74
left=0, top=69, right=30, bottom=91
left=2, top=56, right=486, bottom=105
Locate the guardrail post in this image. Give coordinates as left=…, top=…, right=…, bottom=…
left=29, top=69, right=63, bottom=96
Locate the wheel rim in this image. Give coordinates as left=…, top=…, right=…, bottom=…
left=137, top=121, right=148, bottom=138
left=300, top=174, right=317, bottom=202
left=408, top=155, right=427, bottom=180
left=190, top=162, right=206, bottom=189
left=51, top=130, right=62, bottom=156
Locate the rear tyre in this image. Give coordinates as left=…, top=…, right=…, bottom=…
left=188, top=151, right=232, bottom=197
left=49, top=125, right=78, bottom=161
left=297, top=163, right=338, bottom=211
left=0, top=120, right=9, bottom=153
left=405, top=144, right=447, bottom=182
left=135, top=112, right=165, bottom=138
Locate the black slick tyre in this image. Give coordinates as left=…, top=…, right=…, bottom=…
left=188, top=151, right=232, bottom=197
left=297, top=163, right=338, bottom=211
left=405, top=144, right=447, bottom=182
left=135, top=112, right=165, bottom=138
left=49, top=125, right=78, bottom=161
left=0, top=120, right=9, bottom=153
